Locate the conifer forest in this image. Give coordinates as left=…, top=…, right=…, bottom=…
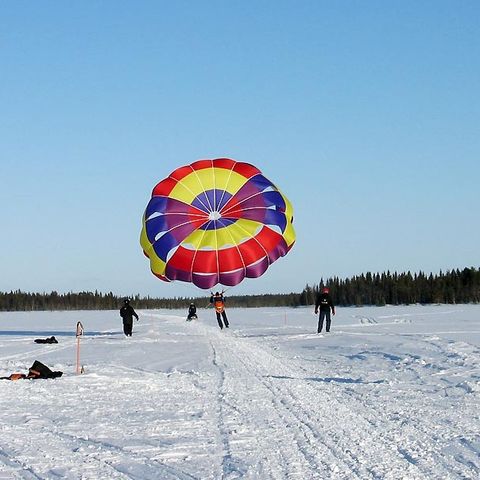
left=1, top=267, right=479, bottom=311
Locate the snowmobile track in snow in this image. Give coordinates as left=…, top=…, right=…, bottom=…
left=207, top=330, right=392, bottom=478
left=206, top=326, right=477, bottom=479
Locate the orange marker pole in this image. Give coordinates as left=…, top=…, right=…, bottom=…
left=76, top=321, right=84, bottom=374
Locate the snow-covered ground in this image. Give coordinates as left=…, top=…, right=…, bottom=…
left=0, top=304, right=479, bottom=479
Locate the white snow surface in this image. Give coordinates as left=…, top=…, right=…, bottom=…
left=1, top=304, right=479, bottom=479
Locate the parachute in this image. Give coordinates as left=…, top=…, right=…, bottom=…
left=140, top=158, right=295, bottom=289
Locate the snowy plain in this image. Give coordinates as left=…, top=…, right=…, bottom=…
left=0, top=304, right=479, bottom=480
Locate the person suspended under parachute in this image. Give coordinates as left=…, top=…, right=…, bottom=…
left=209, top=291, right=229, bottom=329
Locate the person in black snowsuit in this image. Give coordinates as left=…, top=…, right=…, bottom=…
left=315, top=287, right=335, bottom=333
left=187, top=303, right=197, bottom=321
left=120, top=298, right=139, bottom=336
left=210, top=291, right=229, bottom=329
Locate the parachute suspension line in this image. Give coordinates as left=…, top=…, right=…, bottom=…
left=223, top=219, right=248, bottom=279
left=229, top=218, right=271, bottom=267
left=190, top=221, right=211, bottom=282
left=210, top=159, right=221, bottom=286
left=168, top=276, right=204, bottom=297
left=153, top=217, right=205, bottom=280
left=186, top=162, right=213, bottom=214
left=162, top=210, right=205, bottom=218
left=168, top=174, right=210, bottom=214
left=153, top=217, right=204, bottom=245
left=219, top=172, right=277, bottom=273
left=193, top=162, right=213, bottom=213
left=212, top=159, right=217, bottom=217
left=213, top=206, right=221, bottom=286
left=222, top=190, right=270, bottom=216
left=167, top=165, right=214, bottom=213
left=217, top=160, right=237, bottom=217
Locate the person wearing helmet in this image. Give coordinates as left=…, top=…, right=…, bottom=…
left=314, top=287, right=335, bottom=333
left=209, top=291, right=229, bottom=329
left=187, top=302, right=198, bottom=321
left=119, top=298, right=139, bottom=337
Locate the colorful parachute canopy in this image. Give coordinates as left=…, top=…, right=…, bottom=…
left=140, top=158, right=295, bottom=289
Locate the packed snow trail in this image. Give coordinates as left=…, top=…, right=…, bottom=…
left=201, top=325, right=477, bottom=479
left=0, top=306, right=479, bottom=479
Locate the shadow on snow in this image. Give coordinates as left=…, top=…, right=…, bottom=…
left=269, top=374, right=386, bottom=384
left=0, top=330, right=122, bottom=337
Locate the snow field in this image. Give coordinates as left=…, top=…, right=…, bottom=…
left=0, top=305, right=479, bottom=479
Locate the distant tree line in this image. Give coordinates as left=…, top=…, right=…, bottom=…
left=1, top=267, right=478, bottom=312
left=0, top=290, right=197, bottom=312
left=299, top=267, right=480, bottom=307
left=0, top=289, right=301, bottom=312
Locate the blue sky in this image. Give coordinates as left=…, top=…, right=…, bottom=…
left=1, top=1, right=479, bottom=298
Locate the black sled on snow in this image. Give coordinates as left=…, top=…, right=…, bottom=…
left=34, top=336, right=58, bottom=344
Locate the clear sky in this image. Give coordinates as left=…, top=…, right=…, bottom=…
left=1, top=1, right=479, bottom=298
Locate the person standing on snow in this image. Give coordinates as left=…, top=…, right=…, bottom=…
left=314, top=287, right=335, bottom=333
left=210, top=291, right=229, bottom=329
left=120, top=298, right=139, bottom=337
